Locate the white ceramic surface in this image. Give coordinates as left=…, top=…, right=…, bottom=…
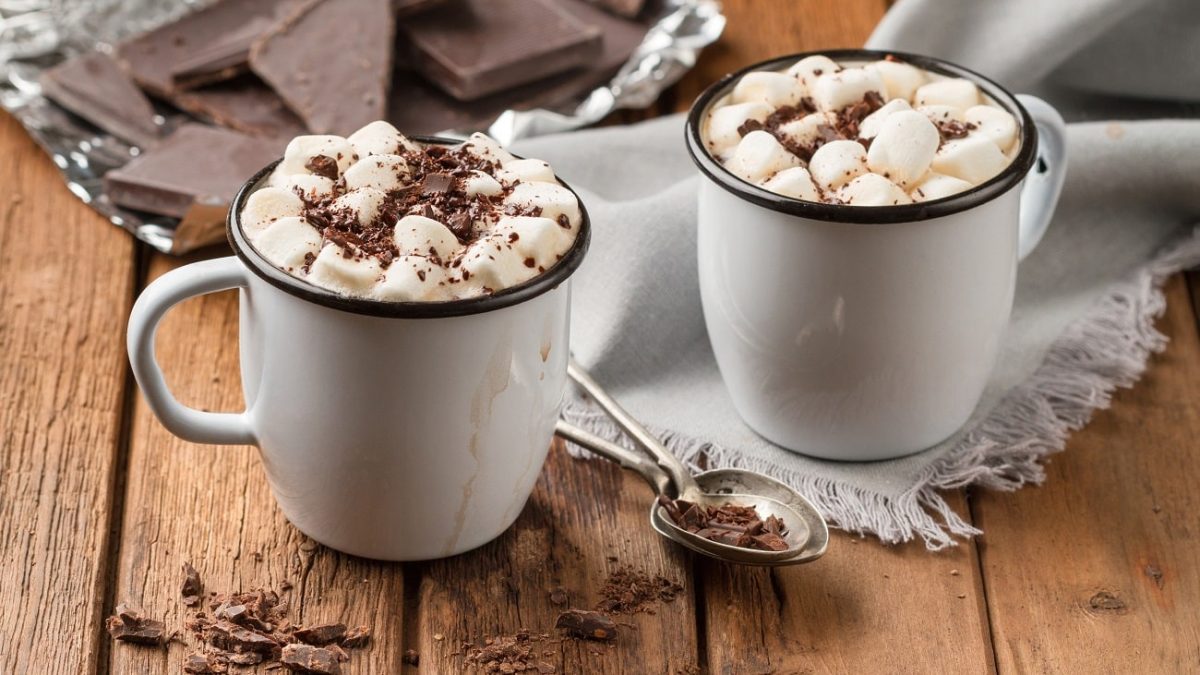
left=690, top=51, right=1068, bottom=461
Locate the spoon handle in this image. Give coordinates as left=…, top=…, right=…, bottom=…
left=567, top=358, right=701, bottom=498
left=555, top=421, right=673, bottom=497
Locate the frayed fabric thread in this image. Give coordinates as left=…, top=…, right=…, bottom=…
left=562, top=228, right=1200, bottom=550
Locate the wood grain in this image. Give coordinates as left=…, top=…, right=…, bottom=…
left=109, top=254, right=407, bottom=673
left=973, top=276, right=1200, bottom=673
left=700, top=492, right=995, bottom=674
left=0, top=111, right=136, bottom=674
left=414, top=442, right=701, bottom=674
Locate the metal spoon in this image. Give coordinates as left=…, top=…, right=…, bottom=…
left=557, top=359, right=828, bottom=566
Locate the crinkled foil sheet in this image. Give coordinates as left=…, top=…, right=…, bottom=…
left=0, top=0, right=725, bottom=253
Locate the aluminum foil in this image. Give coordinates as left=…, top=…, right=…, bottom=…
left=0, top=0, right=725, bottom=254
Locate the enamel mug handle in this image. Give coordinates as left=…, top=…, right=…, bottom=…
left=127, top=256, right=255, bottom=445
left=1015, top=94, right=1068, bottom=261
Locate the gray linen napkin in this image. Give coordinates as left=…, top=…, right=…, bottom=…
left=513, top=0, right=1200, bottom=548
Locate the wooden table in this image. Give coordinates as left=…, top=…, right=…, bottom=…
left=3, top=2, right=1198, bottom=672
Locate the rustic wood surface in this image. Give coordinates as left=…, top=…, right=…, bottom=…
left=0, top=1, right=1197, bottom=673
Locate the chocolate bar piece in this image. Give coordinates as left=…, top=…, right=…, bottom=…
left=171, top=75, right=308, bottom=139
left=116, top=0, right=299, bottom=96
left=167, top=13, right=279, bottom=90
left=393, top=0, right=448, bottom=16
left=104, top=124, right=283, bottom=219
left=399, top=0, right=603, bottom=102
left=40, top=50, right=163, bottom=147
left=588, top=0, right=646, bottom=18
left=250, top=0, right=394, bottom=135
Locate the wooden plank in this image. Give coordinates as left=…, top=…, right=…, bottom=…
left=973, top=276, right=1200, bottom=673
left=1188, top=270, right=1200, bottom=334
left=700, top=493, right=995, bottom=674
left=414, top=442, right=701, bottom=673
left=110, top=254, right=406, bottom=673
left=0, top=111, right=136, bottom=674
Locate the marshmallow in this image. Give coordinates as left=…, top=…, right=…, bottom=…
left=866, top=110, right=939, bottom=187
left=706, top=101, right=773, bottom=156
left=277, top=173, right=336, bottom=201
left=342, top=154, right=410, bottom=192
left=965, top=105, right=1019, bottom=152
left=241, top=186, right=303, bottom=235
left=331, top=188, right=387, bottom=228
left=727, top=130, right=802, bottom=183
left=917, top=105, right=964, bottom=124
left=909, top=172, right=973, bottom=202
left=808, top=139, right=867, bottom=191
left=776, top=112, right=836, bottom=149
left=393, top=214, right=462, bottom=260
left=374, top=255, right=447, bottom=302
left=761, top=166, right=821, bottom=202
left=458, top=235, right=532, bottom=291
left=347, top=121, right=418, bottom=158
left=463, top=170, right=504, bottom=197
left=914, top=78, right=980, bottom=112
left=499, top=158, right=556, bottom=184
left=252, top=217, right=322, bottom=270
left=865, top=59, right=926, bottom=101
left=463, top=132, right=515, bottom=165
left=838, top=173, right=912, bottom=206
left=731, top=71, right=804, bottom=108
left=495, top=215, right=570, bottom=269
left=811, top=67, right=885, bottom=112
left=786, top=55, right=840, bottom=90
left=857, top=98, right=911, bottom=139
left=505, top=181, right=582, bottom=229
left=276, top=134, right=356, bottom=177
left=932, top=136, right=1010, bottom=185
left=306, top=244, right=382, bottom=296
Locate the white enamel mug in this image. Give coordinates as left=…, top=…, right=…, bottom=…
left=127, top=150, right=590, bottom=560
left=687, top=50, right=1067, bottom=461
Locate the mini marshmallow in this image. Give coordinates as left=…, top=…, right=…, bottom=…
left=865, top=59, right=926, bottom=101
left=916, top=105, right=964, bottom=124
left=838, top=173, right=912, bottom=206
left=761, top=166, right=821, bottom=202
left=347, top=121, right=418, bottom=158
left=909, top=172, right=973, bottom=202
left=785, top=55, right=840, bottom=90
left=914, top=78, right=980, bottom=111
left=731, top=71, right=804, bottom=108
left=252, top=217, right=322, bottom=270
left=808, top=139, right=867, bottom=191
left=866, top=110, right=939, bottom=187
left=393, top=214, right=462, bottom=260
left=276, top=134, right=356, bottom=177
left=342, top=154, right=410, bottom=192
left=857, top=98, right=911, bottom=139
left=277, top=173, right=336, bottom=201
left=811, top=67, right=885, bottom=112
left=458, top=236, right=532, bottom=291
left=505, top=181, right=582, bottom=229
left=776, top=112, right=836, bottom=148
left=496, top=215, right=571, bottom=269
left=706, top=101, right=772, bottom=156
left=932, top=135, right=1010, bottom=185
left=728, top=130, right=802, bottom=184
left=374, top=255, right=447, bottom=301
left=499, top=158, right=556, bottom=184
left=241, top=186, right=303, bottom=235
left=462, top=132, right=515, bottom=165
left=306, top=244, right=382, bottom=296
left=463, top=170, right=504, bottom=197
left=331, top=188, right=387, bottom=228
left=965, top=105, right=1018, bottom=152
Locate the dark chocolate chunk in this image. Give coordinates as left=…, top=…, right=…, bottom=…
left=657, top=498, right=791, bottom=552
left=168, top=13, right=279, bottom=89
left=183, top=652, right=229, bottom=674
left=293, top=622, right=347, bottom=645
left=398, top=0, right=603, bottom=102
left=203, top=620, right=282, bottom=655
left=250, top=0, right=394, bottom=134
left=305, top=155, right=341, bottom=181
left=402, top=648, right=420, bottom=666
left=555, top=609, right=618, bottom=642
left=105, top=605, right=168, bottom=646
left=104, top=124, right=283, bottom=219
left=421, top=172, right=454, bottom=194
left=280, top=643, right=342, bottom=674
left=340, top=626, right=371, bottom=648
left=182, top=562, right=204, bottom=606
left=40, top=50, right=162, bottom=147
left=170, top=74, right=308, bottom=138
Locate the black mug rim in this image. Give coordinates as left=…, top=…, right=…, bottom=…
left=226, top=135, right=591, bottom=319
left=684, top=49, right=1038, bottom=224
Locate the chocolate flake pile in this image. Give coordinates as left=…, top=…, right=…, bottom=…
left=106, top=563, right=372, bottom=674
left=462, top=630, right=557, bottom=673
left=657, top=496, right=789, bottom=552
left=595, top=566, right=684, bottom=615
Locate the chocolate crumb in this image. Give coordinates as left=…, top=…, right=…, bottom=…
left=595, top=567, right=683, bottom=615
left=555, top=609, right=618, bottom=642
left=305, top=155, right=339, bottom=181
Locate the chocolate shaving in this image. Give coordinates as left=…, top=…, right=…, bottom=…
left=304, top=155, right=340, bottom=181
left=595, top=567, right=683, bottom=615
left=555, top=609, right=618, bottom=642
left=935, top=119, right=977, bottom=142
left=657, top=496, right=790, bottom=551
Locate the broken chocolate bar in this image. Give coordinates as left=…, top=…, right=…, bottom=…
left=555, top=609, right=618, bottom=642
left=398, top=0, right=603, bottom=101
left=293, top=623, right=347, bottom=646
left=171, top=75, right=308, bottom=138
left=40, top=50, right=162, bottom=147
left=105, top=603, right=168, bottom=646
left=280, top=643, right=342, bottom=675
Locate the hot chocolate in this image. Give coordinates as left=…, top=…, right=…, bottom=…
left=240, top=121, right=582, bottom=301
